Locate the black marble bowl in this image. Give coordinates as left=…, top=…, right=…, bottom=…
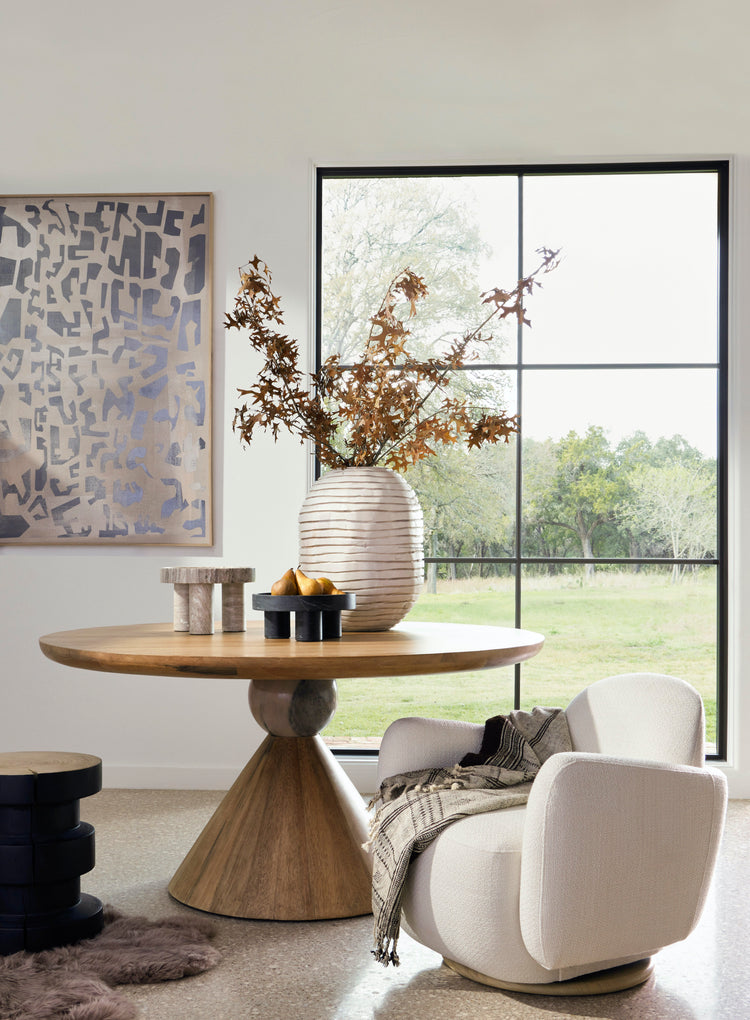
left=251, top=592, right=356, bottom=641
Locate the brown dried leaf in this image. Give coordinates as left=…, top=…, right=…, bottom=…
left=227, top=250, right=557, bottom=469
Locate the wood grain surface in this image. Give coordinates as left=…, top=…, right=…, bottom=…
left=0, top=752, right=101, bottom=776
left=168, top=735, right=373, bottom=919
left=39, top=621, right=544, bottom=681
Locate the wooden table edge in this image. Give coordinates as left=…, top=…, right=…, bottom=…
left=39, top=621, right=545, bottom=681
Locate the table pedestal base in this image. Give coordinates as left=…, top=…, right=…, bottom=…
left=168, top=734, right=373, bottom=920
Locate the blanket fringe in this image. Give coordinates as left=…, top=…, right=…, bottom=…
left=363, top=801, right=385, bottom=853
left=372, top=935, right=400, bottom=967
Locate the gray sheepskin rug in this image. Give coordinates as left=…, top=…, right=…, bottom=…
left=0, top=905, right=221, bottom=1019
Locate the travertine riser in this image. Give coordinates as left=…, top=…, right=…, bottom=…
left=298, top=467, right=424, bottom=632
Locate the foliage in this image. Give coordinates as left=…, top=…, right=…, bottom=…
left=226, top=250, right=559, bottom=471
left=524, top=426, right=626, bottom=575
left=407, top=443, right=516, bottom=590
left=408, top=427, right=717, bottom=580
left=623, top=460, right=716, bottom=580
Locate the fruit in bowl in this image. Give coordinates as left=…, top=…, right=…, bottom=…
left=269, top=567, right=345, bottom=596
left=312, top=574, right=346, bottom=595
left=270, top=568, right=298, bottom=595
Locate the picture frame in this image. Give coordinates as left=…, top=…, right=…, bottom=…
left=0, top=192, right=212, bottom=544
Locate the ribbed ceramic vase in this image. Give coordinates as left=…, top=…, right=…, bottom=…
left=298, top=467, right=424, bottom=632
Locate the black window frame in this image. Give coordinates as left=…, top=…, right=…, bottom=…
left=315, top=160, right=729, bottom=762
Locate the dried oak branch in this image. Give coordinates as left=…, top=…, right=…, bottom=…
left=226, top=248, right=560, bottom=470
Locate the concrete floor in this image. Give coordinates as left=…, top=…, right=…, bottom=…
left=80, top=790, right=750, bottom=1020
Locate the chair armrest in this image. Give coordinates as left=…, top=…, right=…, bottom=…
left=377, top=717, right=484, bottom=785
left=519, top=752, right=727, bottom=971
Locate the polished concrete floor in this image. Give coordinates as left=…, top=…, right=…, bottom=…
left=80, top=790, right=750, bottom=1020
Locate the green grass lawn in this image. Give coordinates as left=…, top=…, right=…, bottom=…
left=325, top=571, right=717, bottom=747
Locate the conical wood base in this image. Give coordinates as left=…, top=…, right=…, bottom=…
left=168, top=735, right=373, bottom=920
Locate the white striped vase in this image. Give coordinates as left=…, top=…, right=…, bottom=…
left=298, top=467, right=424, bottom=632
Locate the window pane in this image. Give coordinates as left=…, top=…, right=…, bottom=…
left=523, top=367, right=717, bottom=453
left=320, top=174, right=519, bottom=365
left=323, top=587, right=516, bottom=747
left=522, top=368, right=717, bottom=560
left=324, top=564, right=717, bottom=750
left=522, top=172, right=719, bottom=365
left=405, top=377, right=518, bottom=561
left=519, top=565, right=718, bottom=749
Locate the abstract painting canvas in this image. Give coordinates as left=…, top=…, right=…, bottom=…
left=0, top=193, right=212, bottom=544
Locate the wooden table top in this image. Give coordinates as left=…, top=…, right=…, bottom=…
left=39, top=621, right=544, bottom=682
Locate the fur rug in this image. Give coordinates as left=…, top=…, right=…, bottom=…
left=0, top=905, right=221, bottom=1019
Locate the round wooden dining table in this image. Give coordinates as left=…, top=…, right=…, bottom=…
left=39, top=620, right=544, bottom=922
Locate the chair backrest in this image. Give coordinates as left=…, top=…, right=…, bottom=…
left=565, top=672, right=705, bottom=767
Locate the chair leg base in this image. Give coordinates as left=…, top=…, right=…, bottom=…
left=442, top=956, right=654, bottom=995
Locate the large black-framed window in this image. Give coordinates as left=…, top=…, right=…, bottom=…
left=315, top=161, right=728, bottom=761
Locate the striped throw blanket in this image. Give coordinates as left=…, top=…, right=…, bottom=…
left=366, top=706, right=571, bottom=966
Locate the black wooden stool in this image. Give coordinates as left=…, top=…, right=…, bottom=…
left=0, top=752, right=104, bottom=954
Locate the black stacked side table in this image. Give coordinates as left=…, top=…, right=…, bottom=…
left=0, top=752, right=104, bottom=954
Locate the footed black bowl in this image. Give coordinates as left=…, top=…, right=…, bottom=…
left=251, top=592, right=356, bottom=641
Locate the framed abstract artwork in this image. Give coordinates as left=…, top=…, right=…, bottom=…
left=0, top=193, right=212, bottom=544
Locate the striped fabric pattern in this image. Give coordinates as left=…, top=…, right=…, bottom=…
left=368, top=707, right=571, bottom=965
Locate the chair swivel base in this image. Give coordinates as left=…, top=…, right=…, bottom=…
left=443, top=956, right=654, bottom=995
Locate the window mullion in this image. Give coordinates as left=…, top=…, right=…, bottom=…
left=514, top=173, right=524, bottom=707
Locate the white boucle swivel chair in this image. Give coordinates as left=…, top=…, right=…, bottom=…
left=376, top=673, right=727, bottom=994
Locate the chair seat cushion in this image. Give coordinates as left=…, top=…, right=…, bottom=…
left=400, top=803, right=641, bottom=986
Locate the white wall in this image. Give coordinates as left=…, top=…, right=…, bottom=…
left=1, top=0, right=749, bottom=795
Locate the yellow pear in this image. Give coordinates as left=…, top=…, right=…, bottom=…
left=295, top=567, right=324, bottom=596
left=316, top=576, right=336, bottom=594
left=329, top=586, right=346, bottom=595
left=271, top=567, right=299, bottom=596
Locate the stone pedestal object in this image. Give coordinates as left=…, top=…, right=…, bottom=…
left=160, top=567, right=255, bottom=634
